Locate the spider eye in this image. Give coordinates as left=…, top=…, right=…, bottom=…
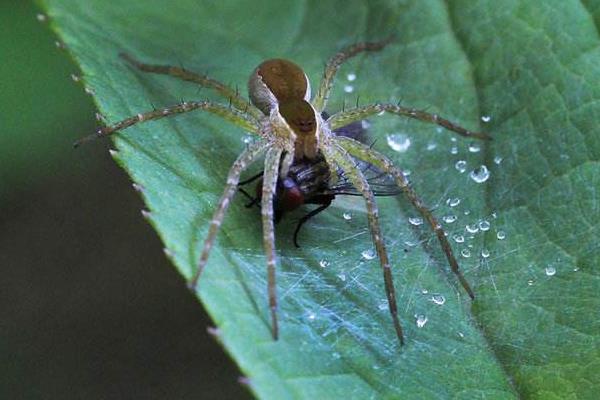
left=248, top=59, right=311, bottom=114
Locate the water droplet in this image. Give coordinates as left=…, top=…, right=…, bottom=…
left=378, top=300, right=388, bottom=311
left=455, top=160, right=467, bottom=173
left=307, top=311, right=316, bottom=321
left=527, top=279, right=534, bottom=286
left=452, top=234, right=465, bottom=243
left=450, top=145, right=458, bottom=155
left=478, top=220, right=491, bottom=231
left=70, top=74, right=81, bottom=82
left=545, top=266, right=556, bottom=276
left=458, top=332, right=465, bottom=338
left=344, top=85, right=354, bottom=93
left=469, top=165, right=490, bottom=183
left=54, top=40, right=65, bottom=49
left=443, top=215, right=457, bottom=224
left=319, top=259, right=330, bottom=268
left=84, top=86, right=95, bottom=95
left=461, top=249, right=471, bottom=258
left=402, top=169, right=411, bottom=177
left=36, top=13, right=48, bottom=22
left=386, top=133, right=411, bottom=152
left=426, top=142, right=437, bottom=151
left=332, top=352, right=341, bottom=359
left=343, top=212, right=352, bottom=220
left=361, top=249, right=376, bottom=260
left=337, top=273, right=346, bottom=281
left=361, top=120, right=371, bottom=129
left=446, top=198, right=461, bottom=207
left=481, top=115, right=492, bottom=123
left=346, top=73, right=356, bottom=81
left=496, top=230, right=506, bottom=240
left=430, top=294, right=446, bottom=305
left=494, top=155, right=503, bottom=165
left=408, top=217, right=423, bottom=226
left=415, top=314, right=428, bottom=328
left=421, top=288, right=429, bottom=294
left=481, top=248, right=490, bottom=258
left=468, top=143, right=481, bottom=153
left=242, top=135, right=253, bottom=144
left=466, top=224, right=479, bottom=233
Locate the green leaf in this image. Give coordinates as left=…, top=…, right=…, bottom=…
left=41, top=0, right=599, bottom=398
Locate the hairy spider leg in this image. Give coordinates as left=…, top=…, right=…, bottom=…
left=328, top=104, right=491, bottom=141
left=321, top=141, right=405, bottom=345
left=73, top=100, right=260, bottom=147
left=313, top=37, right=394, bottom=112
left=337, top=136, right=475, bottom=299
left=261, top=147, right=285, bottom=339
left=189, top=140, right=269, bottom=288
left=120, top=53, right=264, bottom=120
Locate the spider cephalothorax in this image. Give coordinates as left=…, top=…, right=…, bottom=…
left=77, top=39, right=489, bottom=345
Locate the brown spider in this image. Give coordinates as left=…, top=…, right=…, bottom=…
left=76, top=38, right=489, bottom=345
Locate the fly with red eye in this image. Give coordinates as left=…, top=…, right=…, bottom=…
left=76, top=38, right=490, bottom=345
left=239, top=117, right=401, bottom=248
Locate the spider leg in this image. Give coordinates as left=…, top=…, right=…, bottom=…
left=313, top=37, right=394, bottom=112
left=261, top=146, right=285, bottom=340
left=188, top=140, right=269, bottom=289
left=328, top=104, right=491, bottom=141
left=293, top=197, right=333, bottom=248
left=120, top=53, right=263, bottom=120
left=74, top=100, right=260, bottom=147
left=321, top=141, right=405, bottom=345
left=336, top=136, right=475, bottom=299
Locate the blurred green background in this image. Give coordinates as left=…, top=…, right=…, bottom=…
left=0, top=1, right=250, bottom=398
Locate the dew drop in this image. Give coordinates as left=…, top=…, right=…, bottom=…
left=446, top=197, right=461, bottom=207
left=386, top=133, right=411, bottom=152
left=344, top=85, right=354, bottom=93
left=378, top=300, right=389, bottom=311
left=545, top=265, right=556, bottom=276
left=361, top=249, right=376, bottom=260
left=346, top=73, right=356, bottom=81
left=431, top=294, right=446, bottom=305
left=307, top=311, right=316, bottom=321
left=426, top=142, right=437, bottom=151
left=466, top=223, right=479, bottom=234
left=36, top=13, right=48, bottom=22
left=408, top=217, right=423, bottom=226
left=450, top=145, right=458, bottom=155
left=421, top=289, right=429, bottom=295
left=70, top=74, right=81, bottom=82
left=455, top=160, right=467, bottom=173
left=527, top=279, right=534, bottom=286
left=343, top=212, right=352, bottom=220
left=319, top=259, right=330, bottom=268
left=481, top=248, right=490, bottom=258
left=478, top=220, right=491, bottom=231
left=468, top=143, right=481, bottom=153
left=443, top=215, right=457, bottom=224
left=481, top=115, right=492, bottom=123
left=55, top=40, right=66, bottom=49
left=496, top=230, right=506, bottom=240
left=242, top=135, right=253, bottom=144
left=337, top=273, right=346, bottom=282
left=494, top=155, right=503, bottom=165
left=469, top=165, right=490, bottom=183
left=415, top=314, right=428, bottom=328
left=452, top=234, right=465, bottom=243
left=84, top=86, right=95, bottom=95
left=461, top=249, right=471, bottom=258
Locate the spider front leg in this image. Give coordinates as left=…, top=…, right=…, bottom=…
left=120, top=53, right=264, bottom=120
left=313, top=38, right=394, bottom=112
left=261, top=146, right=285, bottom=339
left=321, top=141, right=405, bottom=345
left=336, top=136, right=475, bottom=299
left=74, top=100, right=260, bottom=147
left=328, top=104, right=491, bottom=141
left=188, top=140, right=268, bottom=289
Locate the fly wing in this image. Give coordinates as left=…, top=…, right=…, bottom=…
left=326, top=157, right=402, bottom=197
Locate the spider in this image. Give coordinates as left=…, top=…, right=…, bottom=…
left=76, top=38, right=489, bottom=345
